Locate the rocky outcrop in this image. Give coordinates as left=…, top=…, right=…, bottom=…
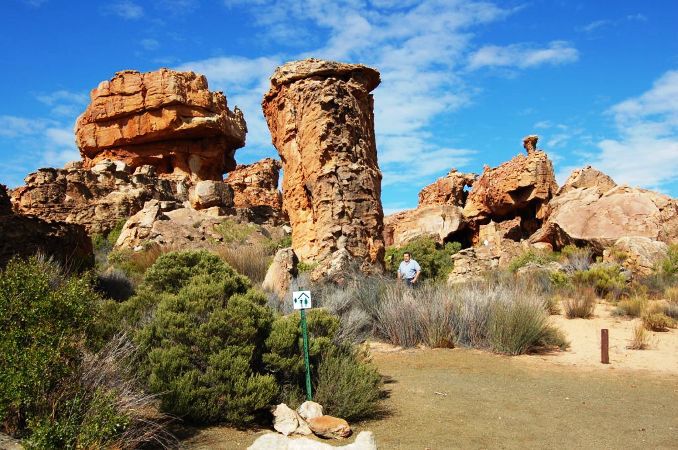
left=262, top=59, right=384, bottom=275
left=262, top=248, right=298, bottom=301
left=556, top=165, right=616, bottom=196
left=10, top=160, right=186, bottom=234
left=75, top=69, right=246, bottom=181
left=604, top=236, right=669, bottom=277
left=384, top=205, right=466, bottom=247
left=463, top=135, right=558, bottom=231
left=225, top=158, right=282, bottom=211
left=418, top=169, right=475, bottom=207
left=530, top=184, right=678, bottom=252
left=189, top=180, right=234, bottom=210
left=0, top=185, right=93, bottom=269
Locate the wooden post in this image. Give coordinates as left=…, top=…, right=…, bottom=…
left=601, top=329, right=609, bottom=364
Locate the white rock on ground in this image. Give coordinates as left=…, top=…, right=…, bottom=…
left=248, top=431, right=377, bottom=450
left=272, top=403, right=312, bottom=436
left=297, top=401, right=324, bottom=420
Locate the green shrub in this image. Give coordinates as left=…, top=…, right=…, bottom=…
left=214, top=219, right=256, bottom=244
left=572, top=264, right=627, bottom=298
left=134, top=251, right=277, bottom=424
left=658, top=244, right=678, bottom=278
left=0, top=256, right=99, bottom=433
left=385, top=236, right=461, bottom=281
left=508, top=250, right=559, bottom=273
left=313, top=346, right=384, bottom=422
left=297, top=261, right=319, bottom=273
left=263, top=309, right=339, bottom=387
left=613, top=297, right=647, bottom=317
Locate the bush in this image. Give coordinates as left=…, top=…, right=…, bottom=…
left=561, top=245, right=593, bottom=272
left=108, top=244, right=170, bottom=280
left=572, top=264, right=627, bottom=298
left=0, top=256, right=99, bottom=434
left=613, top=297, right=647, bottom=317
left=216, top=244, right=273, bottom=284
left=133, top=251, right=278, bottom=424
left=214, top=219, right=257, bottom=244
left=96, top=267, right=135, bottom=301
left=658, top=244, right=678, bottom=278
left=642, top=312, right=675, bottom=332
left=562, top=287, right=597, bottom=319
left=313, top=346, right=384, bottom=422
left=385, top=236, right=461, bottom=282
left=508, top=250, right=559, bottom=273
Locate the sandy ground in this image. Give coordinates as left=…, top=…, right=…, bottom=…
left=181, top=301, right=678, bottom=449
left=518, top=302, right=678, bottom=374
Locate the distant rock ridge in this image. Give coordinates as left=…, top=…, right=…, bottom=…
left=262, top=58, right=385, bottom=279
left=75, top=68, right=247, bottom=181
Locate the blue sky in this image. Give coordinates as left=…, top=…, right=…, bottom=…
left=1, top=0, right=677, bottom=213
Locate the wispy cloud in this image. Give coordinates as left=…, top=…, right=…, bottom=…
left=467, top=41, right=579, bottom=70
left=577, top=14, right=648, bottom=34
left=35, top=89, right=88, bottom=116
left=559, top=70, right=678, bottom=189
left=103, top=0, right=144, bottom=20
left=140, top=38, right=160, bottom=51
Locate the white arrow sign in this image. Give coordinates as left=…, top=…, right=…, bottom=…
left=293, top=291, right=312, bottom=310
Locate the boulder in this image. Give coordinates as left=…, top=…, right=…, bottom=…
left=189, top=180, right=234, bottom=210
left=0, top=184, right=93, bottom=269
left=530, top=185, right=678, bottom=252
left=10, top=161, right=185, bottom=234
left=273, top=403, right=312, bottom=437
left=297, top=401, right=324, bottom=421
left=262, top=248, right=299, bottom=300
left=418, top=169, right=475, bottom=207
left=477, top=217, right=523, bottom=247
left=556, top=165, right=616, bottom=196
left=307, top=415, right=352, bottom=439
left=463, top=135, right=558, bottom=224
left=225, top=158, right=283, bottom=211
left=262, top=58, right=385, bottom=274
left=248, top=431, right=376, bottom=450
left=603, top=236, right=669, bottom=276
left=75, top=69, right=247, bottom=181
left=383, top=205, right=466, bottom=247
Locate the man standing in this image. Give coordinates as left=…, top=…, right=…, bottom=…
left=397, top=252, right=421, bottom=287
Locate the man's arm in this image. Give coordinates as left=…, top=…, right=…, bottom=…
left=411, top=262, right=421, bottom=283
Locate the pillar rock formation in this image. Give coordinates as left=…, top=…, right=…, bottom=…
left=262, top=59, right=385, bottom=275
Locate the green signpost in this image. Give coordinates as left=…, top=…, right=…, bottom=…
left=293, top=290, right=313, bottom=401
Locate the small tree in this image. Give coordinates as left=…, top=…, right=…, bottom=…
left=385, top=236, right=461, bottom=282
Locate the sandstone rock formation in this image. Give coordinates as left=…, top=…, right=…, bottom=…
left=189, top=180, right=234, bottom=210
left=530, top=184, right=678, bottom=252
left=1, top=184, right=93, bottom=268
left=307, top=416, right=352, bottom=439
left=418, top=169, right=475, bottom=207
left=556, top=165, right=616, bottom=196
left=11, top=160, right=186, bottom=234
left=75, top=69, right=247, bottom=181
left=262, top=248, right=298, bottom=302
left=383, top=205, right=466, bottom=247
left=463, top=135, right=558, bottom=233
left=603, top=236, right=669, bottom=277
left=262, top=59, right=384, bottom=275
left=225, top=158, right=282, bottom=211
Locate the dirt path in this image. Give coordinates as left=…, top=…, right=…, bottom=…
left=184, top=346, right=678, bottom=449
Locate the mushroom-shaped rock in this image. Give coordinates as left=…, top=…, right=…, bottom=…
left=75, top=68, right=247, bottom=181
left=262, top=59, right=385, bottom=275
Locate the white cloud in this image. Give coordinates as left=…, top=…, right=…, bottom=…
left=0, top=115, right=53, bottom=137
left=35, top=90, right=88, bottom=116
left=468, top=40, right=579, bottom=70
left=140, top=38, right=160, bottom=50
left=103, top=1, right=144, bottom=20
left=580, top=70, right=678, bottom=189
left=577, top=19, right=611, bottom=33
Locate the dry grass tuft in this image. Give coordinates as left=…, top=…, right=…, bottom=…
left=642, top=312, right=675, bottom=332
left=628, top=323, right=652, bottom=350
left=563, top=286, right=597, bottom=319
left=216, top=243, right=272, bottom=284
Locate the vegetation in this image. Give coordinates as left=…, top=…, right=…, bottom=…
left=642, top=312, right=675, bottom=332
left=508, top=249, right=560, bottom=273
left=613, top=297, right=647, bottom=317
left=562, top=286, right=597, bottom=319
left=214, top=218, right=257, bottom=244
left=572, top=264, right=627, bottom=298
left=628, top=323, right=652, bottom=350
left=385, top=236, right=461, bottom=281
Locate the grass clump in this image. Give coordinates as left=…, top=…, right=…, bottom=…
left=385, top=236, right=461, bottom=282
left=628, top=323, right=652, bottom=350
left=613, top=297, right=647, bottom=317
left=214, top=218, right=256, bottom=244
left=508, top=249, right=559, bottom=273
left=642, top=312, right=675, bottom=332
left=562, top=286, right=597, bottom=319
left=216, top=244, right=272, bottom=284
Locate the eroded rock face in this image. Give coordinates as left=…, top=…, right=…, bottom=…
left=383, top=205, right=466, bottom=247
left=0, top=185, right=93, bottom=268
left=262, top=248, right=298, bottom=302
left=224, top=158, right=283, bottom=214
left=531, top=185, right=678, bottom=252
left=262, top=59, right=384, bottom=273
left=556, top=165, right=616, bottom=196
left=189, top=180, right=234, bottom=210
left=463, top=136, right=558, bottom=227
left=75, top=69, right=247, bottom=181
left=604, top=237, right=668, bottom=277
left=11, top=161, right=186, bottom=234
left=418, top=169, right=475, bottom=207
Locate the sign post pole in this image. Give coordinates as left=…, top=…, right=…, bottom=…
left=300, top=308, right=313, bottom=400
left=293, top=290, right=313, bottom=401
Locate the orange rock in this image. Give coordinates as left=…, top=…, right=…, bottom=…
left=418, top=169, right=475, bottom=207
left=75, top=69, right=246, bottom=181
left=307, top=415, right=352, bottom=439
left=262, top=59, right=385, bottom=274
left=463, top=135, right=557, bottom=222
left=224, top=158, right=282, bottom=211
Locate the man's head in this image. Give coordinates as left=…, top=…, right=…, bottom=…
left=403, top=252, right=411, bottom=262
